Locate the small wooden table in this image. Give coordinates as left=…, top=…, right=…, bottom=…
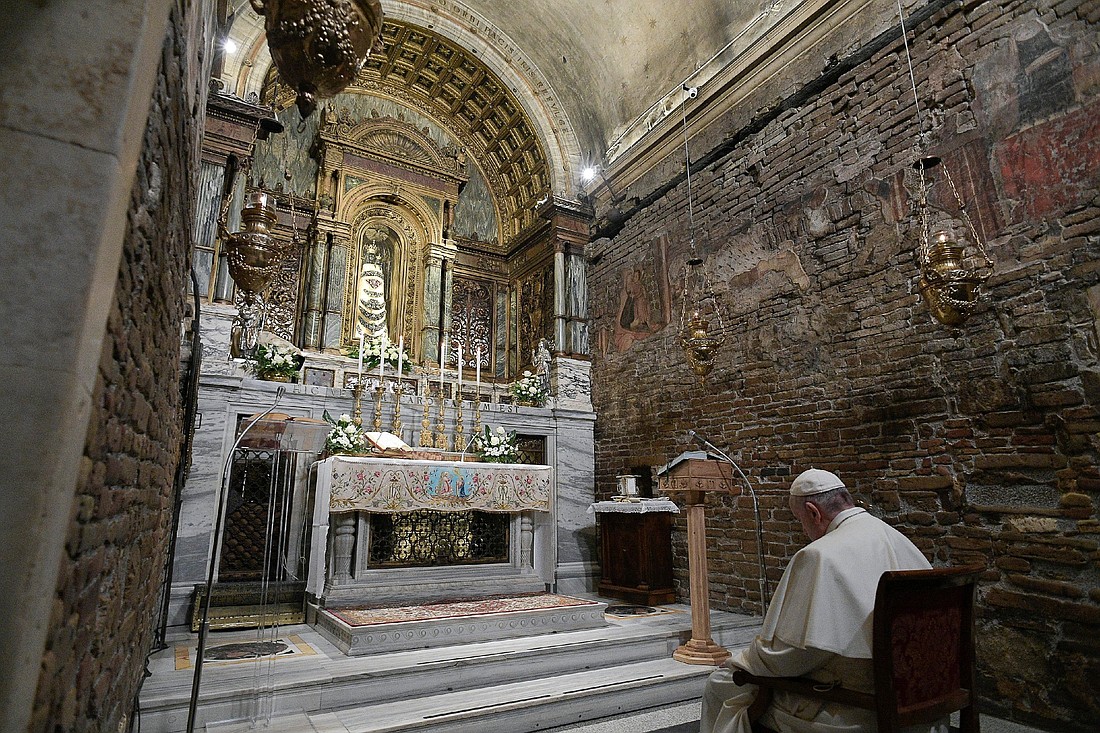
left=592, top=500, right=678, bottom=605
left=658, top=453, right=736, bottom=665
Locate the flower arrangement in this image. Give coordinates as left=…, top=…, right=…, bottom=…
left=247, top=343, right=304, bottom=382
left=473, top=425, right=519, bottom=463
left=345, top=335, right=413, bottom=373
left=322, top=412, right=367, bottom=455
left=511, top=370, right=548, bottom=407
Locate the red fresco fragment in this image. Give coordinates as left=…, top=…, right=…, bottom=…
left=997, top=99, right=1100, bottom=220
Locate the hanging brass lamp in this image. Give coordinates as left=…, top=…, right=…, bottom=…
left=251, top=0, right=384, bottom=118
left=912, top=157, right=994, bottom=327
left=676, top=85, right=724, bottom=377
left=220, top=191, right=284, bottom=355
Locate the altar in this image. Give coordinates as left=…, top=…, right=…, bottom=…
left=308, top=454, right=557, bottom=607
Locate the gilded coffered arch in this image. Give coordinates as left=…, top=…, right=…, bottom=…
left=224, top=6, right=578, bottom=241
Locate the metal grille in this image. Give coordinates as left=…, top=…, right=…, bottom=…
left=368, top=511, right=509, bottom=567
left=515, top=435, right=547, bottom=465
left=218, top=448, right=292, bottom=582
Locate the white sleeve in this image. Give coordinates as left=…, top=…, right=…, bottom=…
left=729, top=636, right=835, bottom=678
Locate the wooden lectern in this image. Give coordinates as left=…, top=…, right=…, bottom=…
left=658, top=451, right=737, bottom=665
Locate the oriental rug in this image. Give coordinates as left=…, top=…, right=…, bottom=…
left=328, top=593, right=601, bottom=627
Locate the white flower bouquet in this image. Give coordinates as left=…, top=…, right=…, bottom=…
left=511, top=370, right=547, bottom=406
left=247, top=343, right=304, bottom=381
left=345, top=335, right=413, bottom=373
left=323, top=412, right=368, bottom=455
left=473, top=425, right=519, bottom=463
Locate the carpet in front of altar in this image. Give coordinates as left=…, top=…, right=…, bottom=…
left=328, top=593, right=602, bottom=627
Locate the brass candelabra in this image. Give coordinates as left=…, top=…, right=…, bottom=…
left=435, top=384, right=449, bottom=450
left=454, top=392, right=465, bottom=457
left=391, top=383, right=403, bottom=438
left=372, top=384, right=385, bottom=432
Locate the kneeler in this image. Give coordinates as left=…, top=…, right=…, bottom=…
left=732, top=565, right=983, bottom=733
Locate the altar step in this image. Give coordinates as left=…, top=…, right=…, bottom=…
left=208, top=657, right=709, bottom=733
left=138, top=605, right=762, bottom=733
left=313, top=594, right=610, bottom=655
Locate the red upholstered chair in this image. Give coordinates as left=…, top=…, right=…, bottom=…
left=732, top=564, right=983, bottom=733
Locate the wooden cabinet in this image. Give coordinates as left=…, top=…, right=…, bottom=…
left=597, top=510, right=676, bottom=605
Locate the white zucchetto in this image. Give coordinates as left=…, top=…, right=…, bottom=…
left=789, top=468, right=845, bottom=497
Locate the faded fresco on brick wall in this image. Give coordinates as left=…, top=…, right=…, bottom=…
left=599, top=234, right=672, bottom=354
left=974, top=15, right=1100, bottom=222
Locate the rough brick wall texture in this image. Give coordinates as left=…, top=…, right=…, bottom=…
left=28, top=9, right=199, bottom=733
left=589, top=1, right=1100, bottom=730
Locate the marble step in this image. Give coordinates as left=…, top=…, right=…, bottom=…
left=206, top=657, right=711, bottom=733
left=313, top=596, right=610, bottom=655
left=141, top=610, right=762, bottom=733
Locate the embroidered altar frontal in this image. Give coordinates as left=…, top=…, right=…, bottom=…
left=323, top=456, right=553, bottom=513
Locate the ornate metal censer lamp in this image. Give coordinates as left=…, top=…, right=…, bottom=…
left=221, top=191, right=284, bottom=355
left=250, top=0, right=385, bottom=118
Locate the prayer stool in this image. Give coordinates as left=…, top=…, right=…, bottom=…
left=733, top=564, right=983, bottom=733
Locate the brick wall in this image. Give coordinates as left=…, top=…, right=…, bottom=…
left=589, top=0, right=1100, bottom=729
left=28, top=7, right=201, bottom=732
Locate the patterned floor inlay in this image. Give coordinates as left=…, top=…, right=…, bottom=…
left=328, top=593, right=602, bottom=627
left=604, top=605, right=681, bottom=619
left=175, top=633, right=316, bottom=669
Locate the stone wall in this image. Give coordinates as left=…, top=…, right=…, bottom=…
left=28, top=4, right=207, bottom=731
left=588, top=0, right=1100, bottom=729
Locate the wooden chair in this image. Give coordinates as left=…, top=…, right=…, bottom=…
left=732, top=564, right=983, bottom=732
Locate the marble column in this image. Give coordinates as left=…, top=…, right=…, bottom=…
left=322, top=235, right=349, bottom=349
left=302, top=228, right=327, bottom=349
left=553, top=246, right=567, bottom=353
left=422, top=252, right=443, bottom=364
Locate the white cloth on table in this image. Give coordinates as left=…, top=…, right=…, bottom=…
left=587, top=498, right=680, bottom=514
left=701, top=508, right=943, bottom=733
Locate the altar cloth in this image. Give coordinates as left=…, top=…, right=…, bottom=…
left=322, top=455, right=553, bottom=513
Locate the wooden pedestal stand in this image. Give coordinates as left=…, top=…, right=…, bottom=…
left=659, top=455, right=736, bottom=665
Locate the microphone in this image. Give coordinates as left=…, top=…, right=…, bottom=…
left=687, top=429, right=728, bottom=460
left=457, top=431, right=479, bottom=463
left=685, top=429, right=771, bottom=615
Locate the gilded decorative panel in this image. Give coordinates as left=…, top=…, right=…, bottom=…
left=451, top=276, right=494, bottom=371
left=518, top=265, right=554, bottom=370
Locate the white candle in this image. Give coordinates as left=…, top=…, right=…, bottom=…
left=440, top=340, right=447, bottom=392
left=475, top=346, right=481, bottom=391
left=457, top=343, right=463, bottom=399
left=379, top=333, right=386, bottom=383
left=357, top=333, right=364, bottom=381
left=397, top=335, right=404, bottom=377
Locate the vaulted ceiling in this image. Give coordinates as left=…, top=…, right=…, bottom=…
left=220, top=0, right=790, bottom=199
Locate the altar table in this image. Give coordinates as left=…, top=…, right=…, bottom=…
left=307, top=455, right=553, bottom=595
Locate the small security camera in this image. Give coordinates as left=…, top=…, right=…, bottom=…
left=684, top=85, right=698, bottom=99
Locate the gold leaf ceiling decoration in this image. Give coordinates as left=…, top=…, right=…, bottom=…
left=264, top=18, right=551, bottom=249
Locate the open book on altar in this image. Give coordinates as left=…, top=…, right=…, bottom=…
left=365, top=431, right=411, bottom=454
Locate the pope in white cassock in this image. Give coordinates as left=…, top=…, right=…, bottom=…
left=701, top=469, right=947, bottom=733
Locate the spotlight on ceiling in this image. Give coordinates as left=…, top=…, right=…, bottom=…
left=581, top=166, right=599, bottom=183
left=223, top=38, right=238, bottom=54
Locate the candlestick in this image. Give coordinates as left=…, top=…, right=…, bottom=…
left=475, top=346, right=481, bottom=388
left=373, top=384, right=384, bottom=433
left=397, top=334, right=404, bottom=377
left=357, top=333, right=364, bottom=381
left=440, top=340, right=447, bottom=391
left=379, top=333, right=387, bottom=384
left=391, top=384, right=403, bottom=438
left=454, top=396, right=464, bottom=458
left=435, top=385, right=448, bottom=450
left=419, top=383, right=434, bottom=448
left=457, top=342, right=463, bottom=401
